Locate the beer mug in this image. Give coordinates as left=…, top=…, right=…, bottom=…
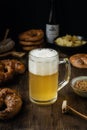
left=28, top=48, right=71, bottom=105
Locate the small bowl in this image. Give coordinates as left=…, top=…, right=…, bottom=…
left=54, top=35, right=87, bottom=55
left=71, top=76, right=87, bottom=97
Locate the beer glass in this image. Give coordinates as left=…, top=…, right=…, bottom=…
left=28, top=48, right=71, bottom=105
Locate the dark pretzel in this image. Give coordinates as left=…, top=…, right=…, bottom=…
left=19, top=29, right=44, bottom=42
left=70, top=54, right=87, bottom=68
left=0, top=88, right=22, bottom=120
left=1, top=59, right=25, bottom=74
left=0, top=59, right=25, bottom=83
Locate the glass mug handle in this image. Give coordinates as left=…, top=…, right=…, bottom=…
left=58, top=58, right=71, bottom=92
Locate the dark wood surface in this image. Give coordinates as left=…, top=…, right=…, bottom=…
left=0, top=51, right=87, bottom=130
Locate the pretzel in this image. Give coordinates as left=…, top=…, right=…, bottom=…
left=0, top=59, right=25, bottom=83
left=70, top=54, right=87, bottom=68
left=19, top=29, right=44, bottom=42
left=0, top=88, right=22, bottom=120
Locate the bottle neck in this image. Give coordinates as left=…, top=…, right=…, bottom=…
left=49, top=0, right=57, bottom=24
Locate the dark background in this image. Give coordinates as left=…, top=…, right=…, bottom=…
left=0, top=0, right=87, bottom=41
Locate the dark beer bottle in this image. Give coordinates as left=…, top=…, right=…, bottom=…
left=46, top=0, right=59, bottom=44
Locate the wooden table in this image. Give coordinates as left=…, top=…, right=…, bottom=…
left=0, top=50, right=87, bottom=130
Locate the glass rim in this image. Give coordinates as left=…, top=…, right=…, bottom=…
left=29, top=48, right=58, bottom=59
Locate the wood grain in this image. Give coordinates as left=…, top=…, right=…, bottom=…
left=0, top=52, right=87, bottom=130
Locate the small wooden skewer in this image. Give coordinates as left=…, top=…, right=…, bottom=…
left=0, top=51, right=26, bottom=58
left=3, top=29, right=9, bottom=40
left=62, top=100, right=87, bottom=120
left=11, top=51, right=26, bottom=57
left=2, top=29, right=10, bottom=45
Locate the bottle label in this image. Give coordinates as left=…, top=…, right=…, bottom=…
left=46, top=24, right=59, bottom=44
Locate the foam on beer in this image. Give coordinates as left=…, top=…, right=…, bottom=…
left=29, top=48, right=58, bottom=75
left=30, top=48, right=57, bottom=58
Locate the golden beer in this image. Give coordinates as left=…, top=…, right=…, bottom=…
left=29, top=48, right=58, bottom=104
left=29, top=72, right=58, bottom=102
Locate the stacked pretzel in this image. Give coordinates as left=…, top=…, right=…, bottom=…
left=19, top=29, right=44, bottom=51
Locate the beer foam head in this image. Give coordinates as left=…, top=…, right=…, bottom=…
left=29, top=48, right=58, bottom=58
left=29, top=48, right=59, bottom=75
